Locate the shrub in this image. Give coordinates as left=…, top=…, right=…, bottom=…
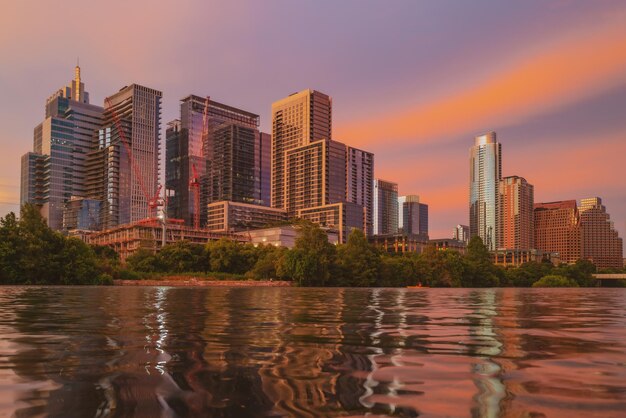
left=532, top=275, right=579, bottom=288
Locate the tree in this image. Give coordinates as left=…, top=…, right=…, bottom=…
left=281, top=222, right=336, bottom=286
left=463, top=236, right=499, bottom=287
left=158, top=241, right=207, bottom=273
left=335, top=229, right=379, bottom=287
left=377, top=255, right=415, bottom=287
left=126, top=249, right=160, bottom=273
left=532, top=275, right=579, bottom=287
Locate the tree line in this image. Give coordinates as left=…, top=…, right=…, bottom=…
left=2, top=204, right=624, bottom=287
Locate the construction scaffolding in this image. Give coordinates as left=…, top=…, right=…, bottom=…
left=86, top=218, right=249, bottom=262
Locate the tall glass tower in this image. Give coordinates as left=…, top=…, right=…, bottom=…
left=469, top=132, right=501, bottom=250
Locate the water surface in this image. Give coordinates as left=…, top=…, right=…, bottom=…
left=0, top=286, right=625, bottom=417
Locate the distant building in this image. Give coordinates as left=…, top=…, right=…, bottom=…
left=62, top=197, right=101, bottom=232
left=499, top=176, right=534, bottom=250
left=248, top=225, right=339, bottom=248
left=271, top=89, right=332, bottom=210
left=20, top=65, right=103, bottom=230
left=297, top=202, right=366, bottom=243
left=285, top=139, right=347, bottom=217
left=398, top=195, right=428, bottom=237
left=165, top=95, right=262, bottom=227
left=578, top=197, right=623, bottom=269
left=346, top=146, right=374, bottom=235
left=534, top=200, right=581, bottom=264
left=369, top=233, right=429, bottom=254
left=257, top=132, right=272, bottom=206
left=373, top=179, right=398, bottom=235
left=206, top=201, right=286, bottom=233
left=453, top=224, right=470, bottom=244
left=88, top=84, right=162, bottom=230
left=429, top=238, right=467, bottom=254
left=469, top=132, right=501, bottom=250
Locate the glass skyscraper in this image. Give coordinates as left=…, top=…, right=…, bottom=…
left=469, top=131, right=501, bottom=250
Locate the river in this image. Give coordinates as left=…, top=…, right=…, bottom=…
left=0, top=286, right=625, bottom=417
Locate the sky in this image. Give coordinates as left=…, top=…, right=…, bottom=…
left=1, top=0, right=625, bottom=247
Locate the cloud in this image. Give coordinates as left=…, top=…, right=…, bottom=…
left=335, top=13, right=626, bottom=149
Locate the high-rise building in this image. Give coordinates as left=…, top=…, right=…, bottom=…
left=499, top=176, right=534, bottom=250
left=469, top=131, right=501, bottom=250
left=346, top=146, right=374, bottom=235
left=284, top=139, right=347, bottom=217
left=398, top=195, right=428, bottom=237
left=534, top=200, right=581, bottom=264
left=373, top=179, right=398, bottom=235
left=20, top=65, right=103, bottom=230
left=165, top=95, right=261, bottom=226
left=297, top=202, right=366, bottom=244
left=578, top=197, right=623, bottom=269
left=271, top=89, right=332, bottom=210
left=453, top=224, right=470, bottom=243
left=89, top=84, right=162, bottom=230
left=257, top=132, right=272, bottom=207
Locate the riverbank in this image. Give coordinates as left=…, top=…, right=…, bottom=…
left=113, top=277, right=292, bottom=287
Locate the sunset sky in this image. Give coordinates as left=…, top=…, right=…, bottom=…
left=1, top=0, right=624, bottom=246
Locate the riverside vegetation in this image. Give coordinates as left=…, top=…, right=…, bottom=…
left=1, top=204, right=624, bottom=287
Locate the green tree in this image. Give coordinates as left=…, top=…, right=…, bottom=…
left=532, top=275, right=579, bottom=287
left=281, top=222, right=336, bottom=286
left=126, top=248, right=160, bottom=273
left=335, top=229, right=379, bottom=287
left=377, top=255, right=415, bottom=287
left=157, top=241, right=207, bottom=273
left=463, top=236, right=499, bottom=287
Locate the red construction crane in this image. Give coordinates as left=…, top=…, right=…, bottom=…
left=105, top=96, right=162, bottom=222
left=189, top=96, right=209, bottom=230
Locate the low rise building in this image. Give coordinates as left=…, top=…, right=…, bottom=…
left=248, top=225, right=339, bottom=248
left=297, top=202, right=365, bottom=243
left=429, top=238, right=467, bottom=254
left=369, top=233, right=429, bottom=254
left=206, top=201, right=286, bottom=233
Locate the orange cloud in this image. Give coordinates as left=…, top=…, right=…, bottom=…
left=336, top=14, right=626, bottom=148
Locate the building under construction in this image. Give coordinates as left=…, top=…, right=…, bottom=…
left=86, top=218, right=249, bottom=262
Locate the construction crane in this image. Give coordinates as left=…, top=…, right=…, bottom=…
left=189, top=96, right=210, bottom=230
left=105, top=96, right=163, bottom=223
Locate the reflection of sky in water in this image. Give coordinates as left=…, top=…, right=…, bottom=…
left=1, top=287, right=625, bottom=417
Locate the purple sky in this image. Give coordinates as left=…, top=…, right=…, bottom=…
left=1, top=0, right=625, bottom=250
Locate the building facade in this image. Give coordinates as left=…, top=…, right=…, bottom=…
left=373, top=179, right=398, bottom=235
left=206, top=201, right=286, bottom=233
left=297, top=202, right=366, bottom=243
left=534, top=200, right=581, bottom=264
left=346, top=146, right=374, bottom=235
left=578, top=197, right=623, bottom=269
left=165, top=95, right=262, bottom=227
left=398, top=195, right=428, bottom=237
left=271, top=89, right=332, bottom=210
left=453, top=224, right=470, bottom=243
left=20, top=65, right=103, bottom=230
left=257, top=132, right=272, bottom=206
left=469, top=131, right=501, bottom=250
left=499, top=176, right=534, bottom=250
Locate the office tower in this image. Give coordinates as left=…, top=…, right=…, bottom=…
left=499, top=176, right=534, bottom=250
left=453, top=224, right=470, bottom=243
left=534, top=200, right=581, bottom=264
left=284, top=139, right=347, bottom=217
left=398, top=195, right=428, bottom=237
left=298, top=202, right=366, bottom=244
left=62, top=197, right=101, bottom=231
left=373, top=179, right=398, bottom=235
left=346, top=146, right=374, bottom=235
left=20, top=65, right=103, bottom=230
left=90, top=84, right=162, bottom=230
left=165, top=95, right=261, bottom=226
left=257, top=132, right=272, bottom=206
left=271, top=89, right=332, bottom=210
left=206, top=201, right=286, bottom=232
left=469, top=131, right=502, bottom=250
left=578, top=197, right=623, bottom=269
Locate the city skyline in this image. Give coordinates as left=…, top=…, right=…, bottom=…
left=1, top=1, right=625, bottom=247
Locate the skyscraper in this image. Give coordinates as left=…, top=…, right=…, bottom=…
left=534, top=200, right=581, bottom=264
left=373, top=179, right=398, bottom=235
left=284, top=139, right=347, bottom=217
left=469, top=131, right=501, bottom=250
left=20, top=65, right=103, bottom=230
left=398, top=195, right=428, bottom=237
left=499, top=176, right=534, bottom=250
left=579, top=197, right=623, bottom=269
left=90, top=84, right=162, bottom=230
left=165, top=95, right=262, bottom=226
left=257, top=132, right=272, bottom=207
left=271, top=89, right=332, bottom=210
left=346, top=146, right=374, bottom=235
